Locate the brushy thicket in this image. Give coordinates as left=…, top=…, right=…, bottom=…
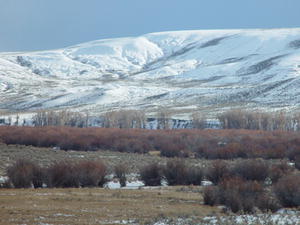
left=1, top=126, right=300, bottom=160
left=204, top=177, right=281, bottom=213
left=205, top=159, right=295, bottom=185
left=6, top=159, right=44, bottom=188
left=274, top=174, right=300, bottom=207
left=5, top=158, right=300, bottom=214
left=139, top=160, right=204, bottom=186
left=6, top=159, right=107, bottom=188
left=295, top=156, right=300, bottom=170
left=203, top=160, right=299, bottom=213
left=139, top=163, right=163, bottom=186
left=163, top=159, right=204, bottom=185
left=205, top=160, right=231, bottom=185
left=269, top=161, right=294, bottom=183
left=231, top=159, right=269, bottom=182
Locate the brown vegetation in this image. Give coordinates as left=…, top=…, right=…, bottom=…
left=139, top=163, right=163, bottom=186
left=0, top=187, right=214, bottom=225
left=114, top=163, right=128, bottom=187
left=231, top=159, right=269, bottom=182
left=274, top=174, right=300, bottom=207
left=204, top=177, right=281, bottom=213
left=6, top=159, right=43, bottom=188
left=1, top=126, right=300, bottom=160
left=218, top=109, right=300, bottom=131
left=7, top=159, right=107, bottom=188
left=205, top=160, right=230, bottom=184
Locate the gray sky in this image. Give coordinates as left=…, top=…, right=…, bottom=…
left=1, top=0, right=300, bottom=52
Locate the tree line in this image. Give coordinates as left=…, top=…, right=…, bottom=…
left=2, top=108, right=300, bottom=131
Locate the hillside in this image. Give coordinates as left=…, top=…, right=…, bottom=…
left=1, top=28, right=300, bottom=117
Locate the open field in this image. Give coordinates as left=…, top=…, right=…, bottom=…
left=1, top=187, right=300, bottom=225
left=0, top=186, right=219, bottom=225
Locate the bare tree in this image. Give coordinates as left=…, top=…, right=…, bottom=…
left=32, top=110, right=86, bottom=127
left=102, top=109, right=146, bottom=128
left=156, top=107, right=171, bottom=129
left=191, top=112, right=207, bottom=129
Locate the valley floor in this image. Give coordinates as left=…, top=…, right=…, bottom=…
left=0, top=186, right=217, bottom=225
left=1, top=187, right=299, bottom=225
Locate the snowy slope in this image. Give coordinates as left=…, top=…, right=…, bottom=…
left=1, top=28, right=300, bottom=117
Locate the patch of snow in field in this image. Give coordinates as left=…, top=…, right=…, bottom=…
left=101, top=219, right=138, bottom=224
left=0, top=176, right=8, bottom=183
left=104, top=180, right=144, bottom=189
left=203, top=211, right=300, bottom=225
left=53, top=213, right=74, bottom=217
left=201, top=180, right=213, bottom=186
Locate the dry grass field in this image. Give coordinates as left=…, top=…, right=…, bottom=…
left=0, top=186, right=219, bottom=225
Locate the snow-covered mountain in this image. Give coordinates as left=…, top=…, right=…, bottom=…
left=1, top=28, right=300, bottom=117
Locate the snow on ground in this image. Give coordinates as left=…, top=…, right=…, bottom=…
left=152, top=210, right=300, bottom=225
left=202, top=210, right=300, bottom=225
left=1, top=28, right=300, bottom=116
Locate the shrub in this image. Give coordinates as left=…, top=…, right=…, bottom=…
left=256, top=193, right=281, bottom=212
left=163, top=159, right=188, bottom=185
left=269, top=161, right=294, bottom=183
left=140, top=163, right=162, bottom=186
left=31, top=164, right=45, bottom=188
left=46, top=162, right=80, bottom=188
left=6, top=159, right=41, bottom=188
left=203, top=177, right=278, bottom=213
left=1, top=126, right=300, bottom=160
left=186, top=166, right=204, bottom=185
left=222, top=187, right=244, bottom=213
left=295, top=155, right=300, bottom=170
left=159, top=140, right=188, bottom=158
left=219, top=177, right=265, bottom=213
left=113, top=138, right=150, bottom=153
left=76, top=160, right=107, bottom=187
left=203, top=186, right=219, bottom=206
left=205, top=160, right=230, bottom=184
left=46, top=160, right=107, bottom=188
left=114, top=163, right=128, bottom=187
left=274, top=174, right=300, bottom=207
left=231, top=159, right=269, bottom=182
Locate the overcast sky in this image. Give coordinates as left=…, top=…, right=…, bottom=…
left=1, top=0, right=300, bottom=52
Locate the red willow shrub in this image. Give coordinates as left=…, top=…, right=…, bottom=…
left=6, top=159, right=107, bottom=188
left=274, top=174, right=300, bottom=207
left=46, top=162, right=80, bottom=188
left=1, top=126, right=300, bottom=160
left=139, top=163, right=163, bottom=186
left=204, top=177, right=281, bottom=213
left=76, top=161, right=107, bottom=187
left=269, top=161, right=294, bottom=183
left=231, top=159, right=270, bottom=182
left=295, top=155, right=300, bottom=170
left=6, top=159, right=44, bottom=188
left=163, top=159, right=189, bottom=185
left=203, top=186, right=219, bottom=206
left=46, top=160, right=107, bottom=188
left=205, top=160, right=230, bottom=184
left=163, top=159, right=204, bottom=185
